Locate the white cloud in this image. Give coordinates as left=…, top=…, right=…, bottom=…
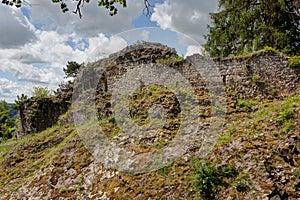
left=85, top=34, right=128, bottom=62
left=151, top=0, right=218, bottom=44
left=28, top=0, right=143, bottom=36
left=0, top=5, right=37, bottom=48
left=0, top=29, right=128, bottom=92
left=141, top=30, right=150, bottom=40
left=0, top=0, right=218, bottom=102
left=151, top=2, right=172, bottom=30
left=0, top=78, right=32, bottom=102
left=185, top=45, right=204, bottom=57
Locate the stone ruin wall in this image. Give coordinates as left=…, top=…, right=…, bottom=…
left=17, top=43, right=300, bottom=137
left=97, top=43, right=299, bottom=100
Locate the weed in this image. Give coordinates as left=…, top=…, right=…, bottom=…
left=108, top=115, right=115, bottom=123
left=251, top=74, right=261, bottom=83
left=294, top=169, right=300, bottom=179
left=156, top=55, right=184, bottom=65
left=218, top=127, right=235, bottom=144
left=269, top=89, right=278, bottom=97
left=159, top=164, right=172, bottom=177
left=263, top=46, right=278, bottom=53
left=193, top=159, right=237, bottom=198
left=289, top=56, right=300, bottom=68
left=234, top=173, right=251, bottom=192
left=282, top=122, right=295, bottom=133
left=275, top=109, right=294, bottom=125
left=237, top=99, right=258, bottom=110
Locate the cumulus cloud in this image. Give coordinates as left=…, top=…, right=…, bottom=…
left=0, top=78, right=32, bottom=102
left=85, top=34, right=128, bottom=62
left=0, top=6, right=37, bottom=48
left=141, top=30, right=150, bottom=40
left=0, top=24, right=128, bottom=102
left=0, top=30, right=128, bottom=92
left=0, top=0, right=218, bottom=102
left=151, top=0, right=218, bottom=44
left=185, top=45, right=204, bottom=57
left=28, top=0, right=144, bottom=36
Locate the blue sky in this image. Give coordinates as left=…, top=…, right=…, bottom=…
left=0, top=0, right=218, bottom=102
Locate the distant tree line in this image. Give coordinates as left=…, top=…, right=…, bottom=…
left=0, top=100, right=17, bottom=140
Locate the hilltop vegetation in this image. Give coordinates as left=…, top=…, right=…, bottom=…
left=0, top=92, right=299, bottom=199
left=0, top=42, right=299, bottom=199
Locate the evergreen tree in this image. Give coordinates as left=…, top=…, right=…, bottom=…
left=63, top=61, right=84, bottom=78
left=14, top=94, right=28, bottom=109
left=205, top=0, right=300, bottom=57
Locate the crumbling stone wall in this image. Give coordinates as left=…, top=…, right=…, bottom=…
left=17, top=95, right=71, bottom=138
left=92, top=43, right=299, bottom=100
left=211, top=51, right=299, bottom=99
left=18, top=42, right=300, bottom=137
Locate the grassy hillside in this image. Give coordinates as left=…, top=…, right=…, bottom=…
left=0, top=93, right=299, bottom=199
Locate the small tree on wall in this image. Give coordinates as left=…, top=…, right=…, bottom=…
left=32, top=87, right=53, bottom=99
left=63, top=61, right=84, bottom=78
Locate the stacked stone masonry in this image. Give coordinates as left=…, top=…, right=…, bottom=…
left=18, top=42, right=300, bottom=136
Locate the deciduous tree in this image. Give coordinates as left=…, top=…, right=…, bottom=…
left=1, top=0, right=151, bottom=18
left=205, top=0, right=300, bottom=57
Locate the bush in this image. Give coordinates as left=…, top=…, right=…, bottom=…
left=14, top=94, right=28, bottom=109
left=193, top=160, right=238, bottom=198
left=237, top=99, right=258, bottom=110
left=289, top=56, right=300, bottom=68
left=234, top=173, right=251, bottom=192
left=32, top=87, right=52, bottom=99
left=156, top=55, right=184, bottom=65
left=275, top=109, right=294, bottom=125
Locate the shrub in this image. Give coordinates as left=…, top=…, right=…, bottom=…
left=32, top=87, right=52, bottom=99
left=193, top=160, right=237, bottom=198
left=275, top=109, right=294, bottom=125
left=234, top=173, right=251, bottom=192
left=289, top=56, right=300, bottom=68
left=156, top=54, right=184, bottom=65
left=237, top=99, right=258, bottom=110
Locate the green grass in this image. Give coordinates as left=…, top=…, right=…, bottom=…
left=218, top=127, right=235, bottom=144
left=294, top=169, right=300, bottom=179
left=155, top=54, right=184, bottom=65
left=263, top=46, right=279, bottom=53
left=251, top=74, right=261, bottom=83
left=193, top=159, right=238, bottom=198
left=0, top=139, right=17, bottom=163
left=250, top=94, right=299, bottom=127
left=0, top=125, right=76, bottom=193
left=234, top=173, right=251, bottom=192
left=289, top=56, right=300, bottom=68
left=237, top=99, right=259, bottom=110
